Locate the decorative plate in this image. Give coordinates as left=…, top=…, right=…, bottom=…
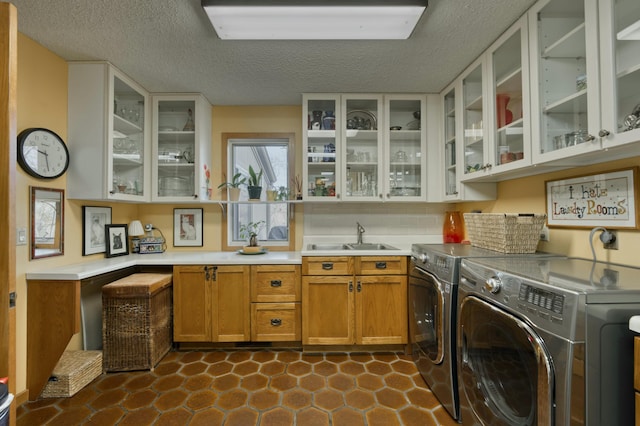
left=237, top=248, right=268, bottom=255
left=346, top=110, right=377, bottom=130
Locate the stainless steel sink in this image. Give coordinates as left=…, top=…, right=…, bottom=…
left=345, top=243, right=399, bottom=250
left=307, top=243, right=351, bottom=251
left=307, top=243, right=399, bottom=251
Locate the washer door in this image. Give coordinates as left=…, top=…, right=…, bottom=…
left=409, top=265, right=445, bottom=364
left=459, top=296, right=553, bottom=426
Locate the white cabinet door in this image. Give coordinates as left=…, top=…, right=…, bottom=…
left=460, top=56, right=490, bottom=180
left=151, top=94, right=212, bottom=202
left=382, top=94, right=427, bottom=201
left=68, top=62, right=150, bottom=201
left=303, top=94, right=341, bottom=201
left=598, top=0, right=640, bottom=151
left=528, top=0, right=602, bottom=164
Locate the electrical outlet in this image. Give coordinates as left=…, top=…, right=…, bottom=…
left=603, top=230, right=618, bottom=250
left=17, top=227, right=26, bottom=246
left=539, top=225, right=549, bottom=242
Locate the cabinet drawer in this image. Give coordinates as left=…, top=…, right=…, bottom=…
left=635, top=336, right=640, bottom=391
left=251, top=303, right=301, bottom=342
left=251, top=265, right=301, bottom=302
left=357, top=256, right=407, bottom=275
left=303, top=257, right=354, bottom=276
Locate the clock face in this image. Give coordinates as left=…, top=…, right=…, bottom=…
left=17, top=128, right=70, bottom=179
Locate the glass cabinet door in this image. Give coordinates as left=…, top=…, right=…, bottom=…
left=303, top=95, right=340, bottom=200
left=111, top=74, right=146, bottom=199
left=490, top=18, right=529, bottom=169
left=462, top=61, right=486, bottom=177
left=599, top=0, right=640, bottom=148
left=342, top=95, right=382, bottom=201
left=443, top=86, right=458, bottom=197
left=385, top=96, right=425, bottom=201
left=154, top=98, right=198, bottom=200
left=529, top=0, right=600, bottom=160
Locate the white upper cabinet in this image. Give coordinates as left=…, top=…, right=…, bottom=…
left=528, top=0, right=602, bottom=164
left=68, top=62, right=151, bottom=201
left=598, top=0, right=640, bottom=150
left=151, top=94, right=212, bottom=202
left=302, top=93, right=430, bottom=202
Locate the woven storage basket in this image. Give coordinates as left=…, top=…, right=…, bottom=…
left=463, top=213, right=547, bottom=253
left=102, top=273, right=173, bottom=372
left=40, top=350, right=102, bottom=398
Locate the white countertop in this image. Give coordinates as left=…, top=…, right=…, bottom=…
left=26, top=251, right=302, bottom=281
left=630, top=316, right=640, bottom=333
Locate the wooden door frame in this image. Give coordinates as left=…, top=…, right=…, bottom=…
left=1, top=1, right=18, bottom=421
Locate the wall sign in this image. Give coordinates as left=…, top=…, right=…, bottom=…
left=545, top=167, right=638, bottom=229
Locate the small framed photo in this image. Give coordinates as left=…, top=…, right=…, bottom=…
left=82, top=206, right=112, bottom=256
left=105, top=224, right=129, bottom=257
left=174, top=208, right=203, bottom=247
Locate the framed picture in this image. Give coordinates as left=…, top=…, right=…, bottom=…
left=82, top=206, right=112, bottom=255
left=545, top=167, right=639, bottom=229
left=105, top=224, right=129, bottom=257
left=174, top=208, right=203, bottom=247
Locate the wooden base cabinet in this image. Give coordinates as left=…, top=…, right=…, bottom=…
left=635, top=336, right=640, bottom=425
left=173, top=265, right=250, bottom=342
left=302, top=256, right=407, bottom=346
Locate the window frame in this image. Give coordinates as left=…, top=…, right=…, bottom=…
left=221, top=132, right=296, bottom=251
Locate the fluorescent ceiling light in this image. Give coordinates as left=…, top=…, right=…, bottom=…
left=201, top=0, right=428, bottom=40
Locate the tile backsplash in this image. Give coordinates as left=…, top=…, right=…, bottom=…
left=303, top=203, right=452, bottom=237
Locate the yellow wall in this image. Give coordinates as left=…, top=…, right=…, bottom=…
left=458, top=157, right=640, bottom=266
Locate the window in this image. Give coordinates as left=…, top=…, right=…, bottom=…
left=221, top=133, right=295, bottom=251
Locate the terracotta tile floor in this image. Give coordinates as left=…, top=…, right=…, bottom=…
left=17, top=350, right=458, bottom=425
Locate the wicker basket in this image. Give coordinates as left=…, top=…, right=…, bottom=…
left=102, top=273, right=173, bottom=372
left=463, top=213, right=547, bottom=253
left=40, top=350, right=102, bottom=398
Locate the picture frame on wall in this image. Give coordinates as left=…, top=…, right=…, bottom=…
left=82, top=206, right=112, bottom=256
left=105, top=224, right=129, bottom=257
left=545, top=167, right=639, bottom=229
left=174, top=208, right=203, bottom=247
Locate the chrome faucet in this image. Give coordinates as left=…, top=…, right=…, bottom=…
left=356, top=222, right=365, bottom=244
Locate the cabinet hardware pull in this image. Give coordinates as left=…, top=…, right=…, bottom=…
left=322, top=263, right=333, bottom=270
left=270, top=280, right=282, bottom=287
left=270, top=318, right=282, bottom=326
left=375, top=262, right=387, bottom=269
left=349, top=281, right=353, bottom=292
left=357, top=281, right=362, bottom=292
left=599, top=129, right=611, bottom=138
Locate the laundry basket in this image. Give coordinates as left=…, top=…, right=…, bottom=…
left=102, top=273, right=173, bottom=372
left=463, top=213, right=547, bottom=253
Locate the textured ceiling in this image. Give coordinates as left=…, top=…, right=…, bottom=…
left=9, top=0, right=537, bottom=105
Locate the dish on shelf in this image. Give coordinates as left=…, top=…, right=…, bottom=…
left=237, top=247, right=268, bottom=255
left=159, top=126, right=176, bottom=131
left=405, top=119, right=420, bottom=130
left=346, top=110, right=377, bottom=130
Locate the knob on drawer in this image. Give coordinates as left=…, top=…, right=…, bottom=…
left=270, top=318, right=282, bottom=326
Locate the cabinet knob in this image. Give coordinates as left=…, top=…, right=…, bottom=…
left=322, top=263, right=333, bottom=270
left=357, top=281, right=362, bottom=292
left=270, top=318, right=282, bottom=327
left=375, top=262, right=387, bottom=269
left=598, top=130, right=611, bottom=138
left=349, top=281, right=353, bottom=292
left=584, top=133, right=597, bottom=141
left=270, top=280, right=282, bottom=287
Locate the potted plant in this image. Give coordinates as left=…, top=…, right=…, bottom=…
left=276, top=186, right=290, bottom=201
left=247, top=165, right=263, bottom=200
left=239, top=220, right=265, bottom=253
left=217, top=172, right=246, bottom=201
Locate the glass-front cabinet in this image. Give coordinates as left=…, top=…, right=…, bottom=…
left=529, top=0, right=601, bottom=163
left=303, top=93, right=427, bottom=202
left=342, top=94, right=382, bottom=201
left=383, top=95, right=426, bottom=201
left=151, top=94, right=212, bottom=202
left=442, top=85, right=458, bottom=199
left=489, top=17, right=530, bottom=172
left=302, top=94, right=340, bottom=200
left=68, top=62, right=150, bottom=201
left=461, top=59, right=486, bottom=180
left=598, top=0, right=640, bottom=149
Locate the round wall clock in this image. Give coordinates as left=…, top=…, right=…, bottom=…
left=17, top=128, right=70, bottom=179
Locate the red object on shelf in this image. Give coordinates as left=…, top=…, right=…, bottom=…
left=443, top=211, right=464, bottom=243
left=496, top=94, right=513, bottom=128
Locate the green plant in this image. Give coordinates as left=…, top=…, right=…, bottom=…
left=248, top=165, right=263, bottom=187
left=217, top=172, right=246, bottom=189
left=238, top=220, right=265, bottom=241
left=276, top=186, right=290, bottom=201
